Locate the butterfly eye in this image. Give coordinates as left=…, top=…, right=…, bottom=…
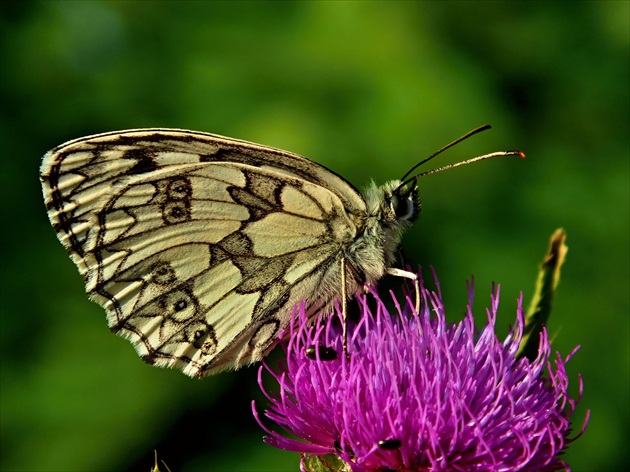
left=394, top=197, right=412, bottom=220
left=390, top=192, right=416, bottom=222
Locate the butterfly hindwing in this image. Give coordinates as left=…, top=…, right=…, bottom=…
left=41, top=129, right=366, bottom=377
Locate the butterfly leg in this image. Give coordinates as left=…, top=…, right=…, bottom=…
left=386, top=268, right=420, bottom=314
left=341, top=256, right=350, bottom=360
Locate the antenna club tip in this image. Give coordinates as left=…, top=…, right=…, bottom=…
left=507, top=150, right=526, bottom=159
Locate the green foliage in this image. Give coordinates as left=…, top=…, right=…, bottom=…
left=302, top=454, right=352, bottom=472
left=518, top=228, right=568, bottom=361
left=1, top=1, right=627, bottom=471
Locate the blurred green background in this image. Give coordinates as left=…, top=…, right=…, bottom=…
left=1, top=1, right=627, bottom=471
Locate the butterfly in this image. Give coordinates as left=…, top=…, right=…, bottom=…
left=40, top=125, right=522, bottom=377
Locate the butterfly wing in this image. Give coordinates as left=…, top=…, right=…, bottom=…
left=41, top=128, right=367, bottom=377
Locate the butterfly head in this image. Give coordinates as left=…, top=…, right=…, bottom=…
left=364, top=178, right=420, bottom=230
left=357, top=179, right=420, bottom=279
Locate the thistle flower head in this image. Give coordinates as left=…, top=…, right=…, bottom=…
left=253, top=273, right=587, bottom=472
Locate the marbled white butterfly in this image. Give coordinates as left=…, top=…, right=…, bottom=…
left=40, top=125, right=522, bottom=377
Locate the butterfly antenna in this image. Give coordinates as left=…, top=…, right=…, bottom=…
left=410, top=150, right=525, bottom=181
left=397, top=125, right=525, bottom=190
left=398, top=124, right=493, bottom=183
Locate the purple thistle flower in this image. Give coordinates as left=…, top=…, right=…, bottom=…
left=253, top=272, right=588, bottom=472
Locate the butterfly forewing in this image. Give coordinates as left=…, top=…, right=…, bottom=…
left=40, top=129, right=367, bottom=377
